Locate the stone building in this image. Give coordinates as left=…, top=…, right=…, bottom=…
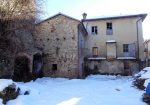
left=34, top=13, right=147, bottom=78
left=34, top=13, right=87, bottom=78
left=0, top=11, right=147, bottom=80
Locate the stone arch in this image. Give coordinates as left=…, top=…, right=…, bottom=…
left=12, top=53, right=32, bottom=82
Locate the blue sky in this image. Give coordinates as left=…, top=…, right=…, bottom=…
left=41, top=0, right=150, bottom=40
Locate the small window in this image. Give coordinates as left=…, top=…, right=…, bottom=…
left=107, top=23, right=112, bottom=30
left=56, top=47, right=60, bottom=55
left=91, top=26, right=98, bottom=35
left=52, top=64, right=57, bottom=71
left=63, top=37, right=66, bottom=40
left=124, top=62, right=129, bottom=70
left=92, top=47, right=98, bottom=57
left=123, top=44, right=129, bottom=52
left=56, top=38, right=59, bottom=41
left=106, top=22, right=113, bottom=35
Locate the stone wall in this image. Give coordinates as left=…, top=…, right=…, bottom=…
left=0, top=0, right=37, bottom=79
left=85, top=59, right=139, bottom=75
left=0, top=20, right=40, bottom=79
left=35, top=14, right=81, bottom=78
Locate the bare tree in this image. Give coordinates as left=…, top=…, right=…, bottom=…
left=0, top=0, right=45, bottom=78
left=0, top=0, right=36, bottom=31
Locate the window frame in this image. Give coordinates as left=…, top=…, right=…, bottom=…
left=92, top=47, right=98, bottom=57
left=123, top=44, right=129, bottom=52
left=107, top=22, right=112, bottom=30
left=106, top=22, right=113, bottom=35
left=91, top=26, right=98, bottom=35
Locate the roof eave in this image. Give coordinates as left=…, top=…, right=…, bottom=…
left=141, top=14, right=147, bottom=21
left=83, top=14, right=148, bottom=22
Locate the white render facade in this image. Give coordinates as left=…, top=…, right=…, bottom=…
left=82, top=13, right=147, bottom=75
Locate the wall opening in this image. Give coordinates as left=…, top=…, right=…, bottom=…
left=106, top=42, right=116, bottom=59
left=124, top=62, right=129, bottom=70
left=13, top=56, right=31, bottom=82
left=56, top=47, right=60, bottom=55
left=123, top=61, right=131, bottom=76
left=92, top=47, right=98, bottom=57
left=52, top=64, right=57, bottom=71
left=32, top=53, right=43, bottom=79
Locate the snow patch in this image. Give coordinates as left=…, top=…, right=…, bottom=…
left=57, top=98, right=80, bottom=105
left=106, top=40, right=116, bottom=43
left=0, top=99, right=4, bottom=105
left=135, top=67, right=150, bottom=79
left=0, top=79, right=13, bottom=91
left=117, top=57, right=136, bottom=60
left=88, top=57, right=106, bottom=60
left=135, top=67, right=150, bottom=87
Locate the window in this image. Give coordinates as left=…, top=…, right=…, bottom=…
left=106, top=22, right=113, bottom=35
left=123, top=44, right=129, bottom=52
left=91, top=26, right=98, bottom=35
left=56, top=47, right=60, bottom=55
left=92, top=47, right=98, bottom=57
left=107, top=22, right=112, bottom=30
left=52, top=64, right=57, bottom=71
left=124, top=62, right=129, bottom=70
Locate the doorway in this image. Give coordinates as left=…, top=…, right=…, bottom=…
left=106, top=42, right=116, bottom=59
left=13, top=56, right=31, bottom=82
left=32, top=53, right=43, bottom=79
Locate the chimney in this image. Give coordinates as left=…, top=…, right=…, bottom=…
left=82, top=13, right=87, bottom=20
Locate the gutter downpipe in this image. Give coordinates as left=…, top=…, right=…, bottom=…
left=145, top=41, right=148, bottom=66
left=136, top=17, right=143, bottom=70
left=77, top=24, right=80, bottom=78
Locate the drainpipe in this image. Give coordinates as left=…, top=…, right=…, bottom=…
left=78, top=24, right=80, bottom=78
left=145, top=42, right=148, bottom=66
left=136, top=17, right=143, bottom=70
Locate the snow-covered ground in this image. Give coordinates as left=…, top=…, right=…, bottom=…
left=0, top=75, right=146, bottom=105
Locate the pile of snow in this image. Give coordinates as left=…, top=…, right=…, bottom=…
left=135, top=67, right=150, bottom=79
left=135, top=67, right=150, bottom=87
left=0, top=79, right=13, bottom=105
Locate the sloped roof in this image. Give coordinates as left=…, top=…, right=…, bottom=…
left=36, top=12, right=80, bottom=24
left=82, top=14, right=147, bottom=22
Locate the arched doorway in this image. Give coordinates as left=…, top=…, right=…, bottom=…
left=32, top=53, right=43, bottom=79
left=13, top=56, right=31, bottom=82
